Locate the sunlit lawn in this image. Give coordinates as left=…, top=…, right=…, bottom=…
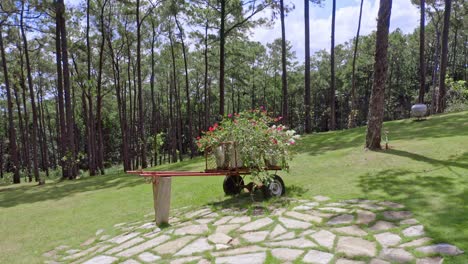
left=0, top=111, right=467, bottom=263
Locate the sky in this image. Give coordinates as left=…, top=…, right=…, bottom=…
left=252, top=0, right=420, bottom=59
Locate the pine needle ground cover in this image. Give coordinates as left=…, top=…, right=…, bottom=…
left=0, top=111, right=467, bottom=263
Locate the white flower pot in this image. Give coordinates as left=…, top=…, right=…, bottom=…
left=411, top=104, right=427, bottom=118
left=214, top=146, right=226, bottom=169
left=228, top=145, right=243, bottom=168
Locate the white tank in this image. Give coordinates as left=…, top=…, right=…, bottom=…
left=411, top=104, right=428, bottom=118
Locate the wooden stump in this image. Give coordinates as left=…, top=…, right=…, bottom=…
left=152, top=177, right=171, bottom=226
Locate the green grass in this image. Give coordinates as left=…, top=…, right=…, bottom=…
left=1, top=111, right=467, bottom=263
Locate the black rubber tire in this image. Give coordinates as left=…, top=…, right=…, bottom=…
left=262, top=175, right=286, bottom=198
left=223, top=175, right=244, bottom=195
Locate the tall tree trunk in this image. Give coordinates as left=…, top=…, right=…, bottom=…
left=20, top=1, right=42, bottom=184
left=13, top=85, right=28, bottom=175
left=418, top=0, right=426, bottom=103
left=304, top=0, right=312, bottom=133
left=219, top=0, right=226, bottom=116
left=0, top=26, right=21, bottom=184
left=280, top=0, right=289, bottom=125
left=365, top=0, right=392, bottom=150
left=436, top=0, right=451, bottom=113
left=204, top=21, right=209, bottom=130
left=136, top=0, right=147, bottom=168
left=329, top=0, right=336, bottom=130
left=349, top=0, right=364, bottom=128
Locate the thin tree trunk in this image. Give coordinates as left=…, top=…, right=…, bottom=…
left=418, top=0, right=426, bottom=103
left=136, top=0, right=147, bottom=168
left=219, top=0, right=226, bottom=116
left=304, top=0, right=312, bottom=133
left=436, top=0, right=451, bottom=113
left=329, top=0, right=336, bottom=130
left=0, top=26, right=21, bottom=184
left=365, top=0, right=392, bottom=150
left=349, top=0, right=364, bottom=128
left=280, top=0, right=289, bottom=125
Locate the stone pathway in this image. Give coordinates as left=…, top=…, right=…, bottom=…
left=44, top=197, right=464, bottom=264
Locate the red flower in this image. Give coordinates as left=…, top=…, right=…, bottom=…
left=228, top=113, right=232, bottom=118
left=196, top=136, right=201, bottom=140
left=209, top=126, right=214, bottom=132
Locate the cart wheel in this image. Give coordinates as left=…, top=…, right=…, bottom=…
left=262, top=175, right=286, bottom=198
left=223, top=175, right=244, bottom=195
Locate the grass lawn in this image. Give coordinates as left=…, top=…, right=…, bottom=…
left=0, top=111, right=467, bottom=263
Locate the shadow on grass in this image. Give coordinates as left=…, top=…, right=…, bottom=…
left=0, top=159, right=204, bottom=208
left=358, top=168, right=468, bottom=256
left=382, top=150, right=468, bottom=170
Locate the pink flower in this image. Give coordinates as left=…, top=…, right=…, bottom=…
left=228, top=113, right=232, bottom=118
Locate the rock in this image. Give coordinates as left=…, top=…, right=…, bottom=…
left=378, top=201, right=405, bottom=209
left=293, top=205, right=313, bottom=211
left=335, top=259, right=366, bottom=264
left=213, top=216, right=234, bottom=226
left=174, top=224, right=209, bottom=235
left=229, top=216, right=251, bottom=224
left=143, top=229, right=161, bottom=238
left=279, top=217, right=312, bottom=229
left=215, top=224, right=239, bottom=234
left=66, top=249, right=80, bottom=255
left=383, top=211, right=412, bottom=220
left=369, top=259, right=390, bottom=264
left=170, top=256, right=202, bottom=264
left=273, top=231, right=295, bottom=240
left=402, top=225, right=425, bottom=237
left=269, top=224, right=287, bottom=239
left=106, top=237, right=145, bottom=254
left=416, top=257, right=444, bottom=264
left=400, top=218, right=419, bottom=225
left=379, top=248, right=414, bottom=263
left=370, top=221, right=396, bottom=231
left=108, top=232, right=141, bottom=244
left=81, top=237, right=96, bottom=247
left=239, top=217, right=273, bottom=232
left=82, top=255, right=118, bottom=264
left=208, top=233, right=233, bottom=244
left=215, top=244, right=231, bottom=250
left=398, top=237, right=432, bottom=248
left=116, top=235, right=170, bottom=257
left=327, top=214, right=354, bottom=225
left=138, top=222, right=156, bottom=229
left=241, top=231, right=269, bottom=243
left=185, top=208, right=212, bottom=219
left=120, top=260, right=141, bottom=264
left=300, top=229, right=317, bottom=237
left=336, top=236, right=376, bottom=257
left=305, top=202, right=320, bottom=207
left=303, top=249, right=334, bottom=264
left=285, top=211, right=322, bottom=223
left=211, top=245, right=265, bottom=257
left=99, top=235, right=111, bottom=241
left=375, top=232, right=402, bottom=247
left=195, top=218, right=216, bottom=224
left=215, top=252, right=266, bottom=264
left=415, top=243, right=464, bottom=256
left=356, top=210, right=376, bottom=224
left=95, top=229, right=105, bottom=236
left=153, top=236, right=196, bottom=255
left=332, top=225, right=367, bottom=236
left=313, top=195, right=331, bottom=202
left=138, top=252, right=161, bottom=263
left=310, top=230, right=336, bottom=250
left=355, top=203, right=385, bottom=211
left=271, top=248, right=303, bottom=261
left=318, top=207, right=349, bottom=213
left=325, top=202, right=347, bottom=207
left=266, top=238, right=317, bottom=248
left=174, top=238, right=213, bottom=256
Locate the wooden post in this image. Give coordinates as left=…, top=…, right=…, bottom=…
left=152, top=176, right=172, bottom=225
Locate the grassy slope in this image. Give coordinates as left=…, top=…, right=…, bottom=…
left=0, top=111, right=467, bottom=263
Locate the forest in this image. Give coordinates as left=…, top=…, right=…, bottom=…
left=0, top=0, right=466, bottom=184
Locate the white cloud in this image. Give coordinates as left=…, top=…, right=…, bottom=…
left=252, top=0, right=420, bottom=60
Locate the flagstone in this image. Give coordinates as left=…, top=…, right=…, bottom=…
left=285, top=211, right=322, bottom=223
left=108, top=232, right=140, bottom=244
left=138, top=252, right=161, bottom=263
left=153, top=236, right=196, bottom=255
left=370, top=221, right=396, bottom=231
left=174, top=238, right=213, bottom=256
left=375, top=232, right=402, bottom=247
left=215, top=224, right=240, bottom=234
left=383, top=211, right=413, bottom=220
left=327, top=214, right=354, bottom=225
left=239, top=217, right=273, bottom=232
left=185, top=208, right=212, bottom=219
left=305, top=202, right=320, bottom=207
left=313, top=195, right=331, bottom=202
left=195, top=218, right=216, bottom=224
left=269, top=224, right=287, bottom=239
left=116, top=235, right=170, bottom=257
left=332, top=225, right=367, bottom=236
left=402, top=225, right=425, bottom=237
left=335, top=259, right=366, bottom=264
left=398, top=237, right=432, bottom=248
left=120, top=259, right=141, bottom=264
left=170, top=256, right=202, bottom=264
left=274, top=231, right=296, bottom=240
left=82, top=255, right=118, bottom=264
left=211, top=245, right=265, bottom=257
left=241, top=231, right=269, bottom=243
left=369, top=259, right=390, bottom=264
left=355, top=203, right=385, bottom=211
left=229, top=216, right=251, bottom=224
left=279, top=217, right=312, bottom=229
left=106, top=237, right=145, bottom=254
left=318, top=207, right=349, bottom=213
left=378, top=201, right=405, bottom=209
left=336, top=236, right=376, bottom=257
left=356, top=210, right=376, bottom=224
left=208, top=233, right=233, bottom=245
left=215, top=244, right=231, bottom=250
left=400, top=218, right=419, bottom=225
left=138, top=222, right=156, bottom=229
left=300, top=229, right=317, bottom=237
left=213, top=216, right=234, bottom=226
left=303, top=249, right=334, bottom=264
left=310, top=230, right=336, bottom=250
left=174, top=224, right=209, bottom=235
left=266, top=238, right=317, bottom=248
left=271, top=248, right=303, bottom=261
left=215, top=252, right=266, bottom=264
left=293, top=205, right=313, bottom=211
left=416, top=257, right=444, bottom=264
left=415, top=243, right=464, bottom=256
left=379, top=248, right=414, bottom=263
